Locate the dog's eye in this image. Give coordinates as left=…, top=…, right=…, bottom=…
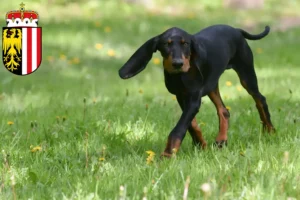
left=183, top=42, right=189, bottom=46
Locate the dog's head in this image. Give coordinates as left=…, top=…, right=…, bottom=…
left=119, top=27, right=206, bottom=79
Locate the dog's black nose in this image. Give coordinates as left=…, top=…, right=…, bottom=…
left=172, top=59, right=183, bottom=69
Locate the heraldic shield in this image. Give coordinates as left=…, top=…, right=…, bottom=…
left=2, top=27, right=42, bottom=75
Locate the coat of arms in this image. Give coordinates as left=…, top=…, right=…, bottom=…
left=2, top=2, right=42, bottom=75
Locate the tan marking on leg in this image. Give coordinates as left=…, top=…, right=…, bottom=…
left=242, top=81, right=274, bottom=133
left=208, top=87, right=230, bottom=142
left=215, top=107, right=229, bottom=141
left=254, top=97, right=274, bottom=132
left=190, top=118, right=207, bottom=149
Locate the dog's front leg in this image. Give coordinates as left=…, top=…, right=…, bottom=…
left=162, top=91, right=202, bottom=157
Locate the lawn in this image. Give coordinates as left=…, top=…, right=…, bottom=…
left=0, top=1, right=299, bottom=199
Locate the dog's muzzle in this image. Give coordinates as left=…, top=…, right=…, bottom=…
left=172, top=59, right=184, bottom=69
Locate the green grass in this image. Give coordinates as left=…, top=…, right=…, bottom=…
left=0, top=1, right=300, bottom=199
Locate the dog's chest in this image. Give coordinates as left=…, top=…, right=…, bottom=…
left=164, top=69, right=203, bottom=95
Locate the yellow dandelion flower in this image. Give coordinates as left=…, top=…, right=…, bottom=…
left=72, top=57, right=80, bottom=64
left=153, top=58, right=160, bottom=65
left=99, top=157, right=105, bottom=161
left=226, top=106, right=231, bottom=110
left=172, top=96, right=176, bottom=100
left=93, top=98, right=97, bottom=103
left=225, top=81, right=232, bottom=86
left=104, top=26, right=111, bottom=33
left=94, top=21, right=101, bottom=27
left=31, top=146, right=42, bottom=153
left=95, top=43, right=103, bottom=50
left=256, top=48, right=263, bottom=54
left=60, top=54, right=66, bottom=60
left=236, top=86, right=243, bottom=91
left=7, top=121, right=14, bottom=125
left=47, top=56, right=54, bottom=62
left=146, top=150, right=155, bottom=164
left=139, top=89, right=143, bottom=94
left=146, top=156, right=154, bottom=164
left=146, top=150, right=155, bottom=155
left=107, top=49, right=115, bottom=57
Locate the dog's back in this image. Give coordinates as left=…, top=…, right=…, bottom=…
left=194, top=25, right=241, bottom=64
left=193, top=24, right=270, bottom=67
left=194, top=24, right=270, bottom=42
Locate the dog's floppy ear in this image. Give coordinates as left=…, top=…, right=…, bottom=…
left=119, top=36, right=159, bottom=79
left=191, top=36, right=207, bottom=72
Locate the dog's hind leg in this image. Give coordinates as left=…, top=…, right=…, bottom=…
left=233, top=42, right=275, bottom=132
left=208, top=85, right=230, bottom=147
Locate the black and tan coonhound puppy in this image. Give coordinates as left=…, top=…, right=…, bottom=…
left=119, top=24, right=275, bottom=157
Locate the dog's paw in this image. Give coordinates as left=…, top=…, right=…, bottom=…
left=201, top=141, right=207, bottom=149
left=263, top=125, right=276, bottom=133
left=160, top=152, right=173, bottom=159
left=192, top=141, right=207, bottom=150
left=214, top=140, right=228, bottom=148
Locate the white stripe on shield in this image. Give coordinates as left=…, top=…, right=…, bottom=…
left=32, top=28, right=37, bottom=71
left=22, top=28, right=27, bottom=75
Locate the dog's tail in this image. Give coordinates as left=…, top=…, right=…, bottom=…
left=239, top=26, right=270, bottom=40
